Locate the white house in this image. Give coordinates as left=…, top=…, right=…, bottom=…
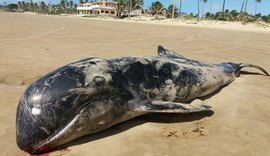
left=77, top=0, right=117, bottom=16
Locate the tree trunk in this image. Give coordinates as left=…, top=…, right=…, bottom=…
left=179, top=0, right=182, bottom=17
left=66, top=0, right=68, bottom=14
left=244, top=0, right=248, bottom=14
left=240, top=0, right=245, bottom=12
left=197, top=0, right=200, bottom=21
left=255, top=1, right=257, bottom=15
left=222, top=0, right=226, bottom=16
left=243, top=0, right=248, bottom=22
left=172, top=0, right=176, bottom=19
left=129, top=0, right=132, bottom=19
left=210, top=0, right=212, bottom=14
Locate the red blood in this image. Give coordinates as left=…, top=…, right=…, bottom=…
left=30, top=153, right=49, bottom=156
left=60, top=148, right=71, bottom=152
left=29, top=148, right=70, bottom=156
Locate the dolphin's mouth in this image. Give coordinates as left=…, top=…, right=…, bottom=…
left=33, top=99, right=99, bottom=153
left=19, top=92, right=111, bottom=154
left=32, top=114, right=81, bottom=154
left=29, top=99, right=96, bottom=154
left=29, top=95, right=114, bottom=154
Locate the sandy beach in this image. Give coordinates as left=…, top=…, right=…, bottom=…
left=0, top=12, right=270, bottom=156
left=86, top=15, right=270, bottom=33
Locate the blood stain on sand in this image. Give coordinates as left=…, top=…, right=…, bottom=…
left=60, top=148, right=71, bottom=152
left=30, top=153, right=49, bottom=156
left=29, top=148, right=71, bottom=156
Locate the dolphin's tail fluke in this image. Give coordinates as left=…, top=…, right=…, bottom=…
left=234, top=63, right=269, bottom=77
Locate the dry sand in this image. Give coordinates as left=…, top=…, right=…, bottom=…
left=0, top=12, right=270, bottom=156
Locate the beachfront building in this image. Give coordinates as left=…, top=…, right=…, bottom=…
left=77, top=0, right=117, bottom=16
left=130, top=5, right=143, bottom=16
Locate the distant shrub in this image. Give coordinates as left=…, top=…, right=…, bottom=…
left=6, top=4, right=18, bottom=12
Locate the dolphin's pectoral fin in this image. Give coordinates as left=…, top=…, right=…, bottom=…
left=157, top=45, right=186, bottom=59
left=134, top=100, right=211, bottom=113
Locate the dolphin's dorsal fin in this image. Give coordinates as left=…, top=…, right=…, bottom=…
left=133, top=100, right=211, bottom=113
left=157, top=45, right=186, bottom=59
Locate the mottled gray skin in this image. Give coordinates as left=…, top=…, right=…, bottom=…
left=16, top=45, right=269, bottom=154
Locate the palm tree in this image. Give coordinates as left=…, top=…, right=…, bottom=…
left=48, top=3, right=52, bottom=14
left=255, top=0, right=261, bottom=15
left=79, top=0, right=84, bottom=4
left=127, top=0, right=143, bottom=18
left=202, top=0, right=208, bottom=18
left=240, top=0, right=245, bottom=12
left=128, top=0, right=132, bottom=18
left=150, top=1, right=164, bottom=15
left=21, top=1, right=26, bottom=10
left=210, top=0, right=212, bottom=14
left=34, top=2, right=38, bottom=12
left=222, top=0, right=226, bottom=17
left=197, top=0, right=201, bottom=21
left=17, top=1, right=22, bottom=10
left=240, top=0, right=248, bottom=21
left=168, top=3, right=178, bottom=18
left=30, top=0, right=34, bottom=12
left=66, top=1, right=69, bottom=9
left=74, top=3, right=78, bottom=13
left=39, top=1, right=46, bottom=13
left=172, top=0, right=176, bottom=19
left=132, top=0, right=143, bottom=10
left=26, top=2, right=30, bottom=10
left=60, top=0, right=65, bottom=9
left=70, top=1, right=73, bottom=10
left=116, top=0, right=127, bottom=18
left=244, top=0, right=248, bottom=14
left=179, top=0, right=182, bottom=16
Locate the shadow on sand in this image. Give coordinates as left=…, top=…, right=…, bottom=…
left=199, top=70, right=268, bottom=101
left=55, top=110, right=214, bottom=152
left=240, top=71, right=267, bottom=76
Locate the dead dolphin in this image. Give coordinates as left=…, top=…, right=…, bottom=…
left=16, top=45, right=269, bottom=154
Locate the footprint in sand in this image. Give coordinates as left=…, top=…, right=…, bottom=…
left=161, top=125, right=207, bottom=139
left=182, top=126, right=207, bottom=139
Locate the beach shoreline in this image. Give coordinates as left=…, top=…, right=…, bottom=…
left=3, top=11, right=270, bottom=33
left=59, top=13, right=270, bottom=33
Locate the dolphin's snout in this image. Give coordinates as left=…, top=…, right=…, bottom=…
left=16, top=65, right=91, bottom=154
left=17, top=126, right=33, bottom=153
left=16, top=98, right=50, bottom=154
left=15, top=59, right=116, bottom=154
left=17, top=135, right=37, bottom=154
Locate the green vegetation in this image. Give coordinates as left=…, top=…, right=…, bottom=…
left=203, top=9, right=270, bottom=24
left=2, top=0, right=78, bottom=15
left=115, top=0, right=143, bottom=18
left=149, top=1, right=164, bottom=15
left=1, top=0, right=269, bottom=23
left=6, top=4, right=18, bottom=12
left=147, top=0, right=270, bottom=23
left=167, top=4, right=178, bottom=18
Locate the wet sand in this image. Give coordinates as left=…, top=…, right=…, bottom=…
left=0, top=12, right=269, bottom=156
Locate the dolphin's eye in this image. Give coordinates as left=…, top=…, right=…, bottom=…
left=93, top=76, right=106, bottom=86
